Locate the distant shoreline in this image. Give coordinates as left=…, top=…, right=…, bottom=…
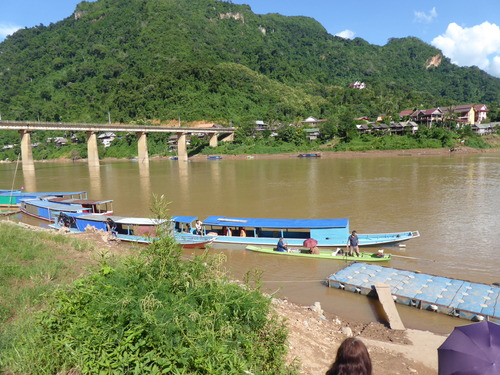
left=1, top=146, right=497, bottom=165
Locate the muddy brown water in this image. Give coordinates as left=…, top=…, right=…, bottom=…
left=2, top=152, right=499, bottom=334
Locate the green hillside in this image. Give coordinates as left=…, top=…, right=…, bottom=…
left=0, top=0, right=499, bottom=125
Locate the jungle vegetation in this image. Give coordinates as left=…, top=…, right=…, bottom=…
left=0, top=0, right=499, bottom=160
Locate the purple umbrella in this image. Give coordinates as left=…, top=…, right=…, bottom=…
left=438, top=320, right=500, bottom=375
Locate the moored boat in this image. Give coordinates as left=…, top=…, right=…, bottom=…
left=51, top=213, right=215, bottom=248
left=0, top=191, right=87, bottom=207
left=246, top=245, right=391, bottom=261
left=47, top=197, right=113, bottom=215
left=298, top=153, right=321, bottom=158
left=199, top=216, right=419, bottom=248
left=20, top=198, right=92, bottom=222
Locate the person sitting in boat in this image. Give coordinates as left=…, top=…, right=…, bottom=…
left=195, top=220, right=203, bottom=235
left=239, top=227, right=246, bottom=237
left=276, top=238, right=288, bottom=252
left=226, top=227, right=232, bottom=236
left=310, top=246, right=320, bottom=255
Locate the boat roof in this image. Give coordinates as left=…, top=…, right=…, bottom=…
left=48, top=198, right=113, bottom=205
left=171, top=215, right=197, bottom=224
left=76, top=214, right=167, bottom=225
left=202, top=216, right=349, bottom=229
left=23, top=199, right=86, bottom=212
left=1, top=191, right=87, bottom=197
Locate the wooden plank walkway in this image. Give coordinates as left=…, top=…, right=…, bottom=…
left=374, top=283, right=405, bottom=330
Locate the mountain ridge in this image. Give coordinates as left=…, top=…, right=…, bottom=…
left=0, top=0, right=498, bottom=124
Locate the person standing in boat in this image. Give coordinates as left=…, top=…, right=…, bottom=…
left=347, top=230, right=360, bottom=257
left=276, top=238, right=288, bottom=252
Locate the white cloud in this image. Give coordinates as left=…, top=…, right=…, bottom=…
left=0, top=23, right=21, bottom=40
left=432, top=22, right=500, bottom=77
left=414, top=7, right=437, bottom=23
left=335, top=29, right=355, bottom=40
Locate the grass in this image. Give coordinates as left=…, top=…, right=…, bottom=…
left=0, top=221, right=100, bottom=325
left=0, top=219, right=296, bottom=374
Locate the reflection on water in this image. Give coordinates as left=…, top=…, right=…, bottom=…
left=21, top=168, right=37, bottom=192
left=1, top=153, right=499, bottom=334
left=88, top=166, right=102, bottom=197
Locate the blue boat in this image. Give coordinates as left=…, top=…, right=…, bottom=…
left=20, top=198, right=92, bottom=222
left=327, top=263, right=500, bottom=324
left=0, top=191, right=88, bottom=207
left=51, top=213, right=215, bottom=248
left=197, top=216, right=419, bottom=248
left=298, top=153, right=321, bottom=158
left=207, top=155, right=222, bottom=160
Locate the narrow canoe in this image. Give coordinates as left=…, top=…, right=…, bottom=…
left=245, top=245, right=391, bottom=262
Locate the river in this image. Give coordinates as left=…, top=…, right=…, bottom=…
left=1, top=151, right=499, bottom=334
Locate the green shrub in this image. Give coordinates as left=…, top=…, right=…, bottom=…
left=0, top=224, right=294, bottom=374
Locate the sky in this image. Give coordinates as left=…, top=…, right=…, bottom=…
left=1, top=0, right=500, bottom=77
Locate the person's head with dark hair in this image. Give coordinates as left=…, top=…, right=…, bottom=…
left=325, top=337, right=372, bottom=375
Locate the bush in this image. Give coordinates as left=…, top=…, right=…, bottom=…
left=0, top=222, right=295, bottom=374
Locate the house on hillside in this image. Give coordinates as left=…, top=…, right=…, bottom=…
left=399, top=104, right=489, bottom=127
left=348, top=81, right=366, bottom=89
left=98, top=132, right=117, bottom=147
left=300, top=116, right=327, bottom=127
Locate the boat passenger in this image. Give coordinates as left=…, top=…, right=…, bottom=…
left=195, top=220, right=203, bottom=235
left=347, top=230, right=360, bottom=257
left=239, top=227, right=246, bottom=237
left=276, top=238, right=288, bottom=252
left=310, top=246, right=320, bottom=255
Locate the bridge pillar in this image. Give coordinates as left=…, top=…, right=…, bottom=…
left=209, top=133, right=218, bottom=147
left=86, top=131, right=100, bottom=167
left=222, top=132, right=234, bottom=142
left=19, top=130, right=35, bottom=171
left=177, top=132, right=188, bottom=161
left=137, top=132, right=149, bottom=163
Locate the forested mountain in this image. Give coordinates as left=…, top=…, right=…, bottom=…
left=0, top=0, right=499, bottom=125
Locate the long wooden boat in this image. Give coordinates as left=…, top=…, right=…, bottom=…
left=20, top=198, right=92, bottom=222
left=51, top=213, right=215, bottom=248
left=246, top=245, right=391, bottom=261
left=0, top=191, right=87, bottom=207
left=199, top=216, right=419, bottom=248
left=298, top=153, right=321, bottom=158
left=47, top=197, right=113, bottom=215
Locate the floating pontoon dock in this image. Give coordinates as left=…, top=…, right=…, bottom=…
left=327, top=263, right=499, bottom=324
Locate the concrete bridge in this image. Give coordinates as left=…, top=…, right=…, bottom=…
left=0, top=121, right=235, bottom=171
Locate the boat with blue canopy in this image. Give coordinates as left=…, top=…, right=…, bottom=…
left=198, top=216, right=419, bottom=248
left=51, top=213, right=215, bottom=248
left=0, top=191, right=88, bottom=207
left=20, top=198, right=93, bottom=222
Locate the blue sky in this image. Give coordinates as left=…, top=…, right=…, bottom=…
left=1, top=0, right=499, bottom=77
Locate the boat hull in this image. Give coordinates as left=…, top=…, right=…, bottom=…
left=246, top=245, right=391, bottom=261
left=200, top=216, right=419, bottom=248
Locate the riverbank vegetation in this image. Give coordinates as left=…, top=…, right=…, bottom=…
left=1, top=122, right=498, bottom=162
left=0, top=218, right=295, bottom=374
